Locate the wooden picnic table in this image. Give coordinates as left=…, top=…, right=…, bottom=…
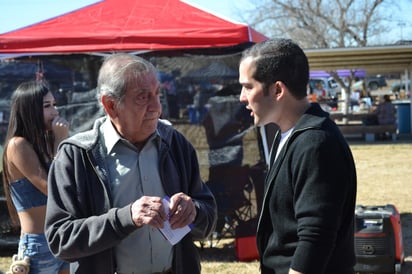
left=329, top=111, right=397, bottom=141
left=329, top=111, right=375, bottom=123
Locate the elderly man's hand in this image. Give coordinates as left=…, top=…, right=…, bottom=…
left=168, top=192, right=197, bottom=229
left=131, top=196, right=167, bottom=228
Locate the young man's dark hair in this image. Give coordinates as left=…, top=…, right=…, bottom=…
left=241, top=38, right=309, bottom=99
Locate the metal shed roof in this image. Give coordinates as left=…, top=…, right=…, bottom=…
left=305, top=44, right=412, bottom=75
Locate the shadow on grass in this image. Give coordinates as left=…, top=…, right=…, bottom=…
left=197, top=239, right=238, bottom=262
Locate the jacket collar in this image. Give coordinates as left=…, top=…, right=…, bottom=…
left=293, top=102, right=330, bottom=131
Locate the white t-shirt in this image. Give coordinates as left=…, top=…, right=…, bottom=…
left=275, top=127, right=294, bottom=161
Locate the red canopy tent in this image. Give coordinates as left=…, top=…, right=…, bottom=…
left=0, top=0, right=267, bottom=55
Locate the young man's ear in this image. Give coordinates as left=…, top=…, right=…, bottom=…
left=272, top=81, right=285, bottom=99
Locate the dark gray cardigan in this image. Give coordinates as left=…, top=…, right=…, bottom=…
left=45, top=117, right=217, bottom=274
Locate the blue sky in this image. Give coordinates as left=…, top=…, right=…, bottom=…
left=0, top=0, right=101, bottom=34
left=1, top=0, right=411, bottom=43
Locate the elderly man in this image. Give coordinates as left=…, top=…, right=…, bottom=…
left=45, top=53, right=217, bottom=274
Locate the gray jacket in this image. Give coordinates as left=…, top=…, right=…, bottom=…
left=45, top=117, right=217, bottom=274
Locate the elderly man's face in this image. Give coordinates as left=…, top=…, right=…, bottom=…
left=110, top=71, right=162, bottom=145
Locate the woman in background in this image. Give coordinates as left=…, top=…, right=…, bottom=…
left=2, top=81, right=70, bottom=274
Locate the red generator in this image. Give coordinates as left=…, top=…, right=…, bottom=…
left=354, top=204, right=404, bottom=274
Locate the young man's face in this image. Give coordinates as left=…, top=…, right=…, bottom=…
left=239, top=57, right=276, bottom=127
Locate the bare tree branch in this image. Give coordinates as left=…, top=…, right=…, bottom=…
left=248, top=0, right=393, bottom=48
left=243, top=0, right=395, bottom=118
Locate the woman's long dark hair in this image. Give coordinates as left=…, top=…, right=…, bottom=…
left=2, top=81, right=53, bottom=227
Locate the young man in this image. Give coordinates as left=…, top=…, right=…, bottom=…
left=239, top=38, right=357, bottom=274
left=45, top=53, right=217, bottom=274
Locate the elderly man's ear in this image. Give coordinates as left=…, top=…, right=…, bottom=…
left=101, top=95, right=117, bottom=118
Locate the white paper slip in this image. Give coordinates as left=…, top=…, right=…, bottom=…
left=159, top=196, right=193, bottom=245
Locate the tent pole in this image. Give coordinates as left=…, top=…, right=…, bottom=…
left=408, top=67, right=412, bottom=137
left=259, top=126, right=269, bottom=166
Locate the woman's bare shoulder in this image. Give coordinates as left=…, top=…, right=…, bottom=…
left=8, top=136, right=32, bottom=149
left=7, top=136, right=36, bottom=158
